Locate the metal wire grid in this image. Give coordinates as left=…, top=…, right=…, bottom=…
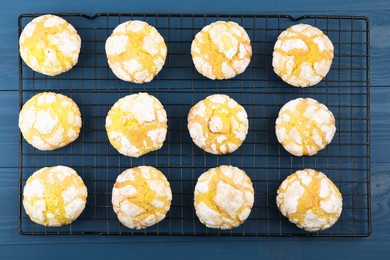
left=18, top=13, right=370, bottom=237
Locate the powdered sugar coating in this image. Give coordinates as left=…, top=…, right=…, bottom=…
left=194, top=165, right=254, bottom=229
left=188, top=94, right=248, bottom=155
left=276, top=169, right=342, bottom=231
left=191, top=21, right=252, bottom=80
left=112, top=166, right=172, bottom=229
left=19, top=92, right=82, bottom=151
left=105, top=20, right=167, bottom=83
left=23, top=166, right=87, bottom=226
left=19, top=14, right=81, bottom=76
left=106, top=93, right=167, bottom=157
left=275, top=98, right=336, bottom=156
left=272, top=24, right=334, bottom=87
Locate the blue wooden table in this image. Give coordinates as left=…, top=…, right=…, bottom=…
left=1, top=0, right=389, bottom=258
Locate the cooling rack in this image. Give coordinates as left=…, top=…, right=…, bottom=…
left=18, top=13, right=370, bottom=236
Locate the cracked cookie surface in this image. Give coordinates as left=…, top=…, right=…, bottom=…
left=276, top=169, right=342, bottom=231
left=272, top=23, right=334, bottom=87
left=188, top=94, right=248, bottom=155
left=19, top=14, right=81, bottom=76
left=19, top=92, right=82, bottom=151
left=105, top=20, right=167, bottom=83
left=23, top=166, right=87, bottom=227
left=191, top=21, right=252, bottom=80
left=112, top=166, right=172, bottom=229
left=106, top=93, right=167, bottom=157
left=194, top=165, right=254, bottom=229
left=275, top=98, right=336, bottom=156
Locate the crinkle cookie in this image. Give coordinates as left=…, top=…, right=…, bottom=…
left=275, top=98, right=336, bottom=156
left=106, top=93, right=167, bottom=157
left=105, top=20, right=167, bottom=83
left=23, top=166, right=87, bottom=227
left=276, top=169, right=342, bottom=232
left=18, top=92, right=82, bottom=151
left=191, top=21, right=252, bottom=80
left=272, top=23, right=334, bottom=87
left=112, top=166, right=172, bottom=229
left=194, top=165, right=254, bottom=229
left=188, top=94, right=248, bottom=155
left=19, top=14, right=81, bottom=76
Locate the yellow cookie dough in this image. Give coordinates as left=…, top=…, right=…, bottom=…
left=105, top=20, right=167, bottom=83
left=23, top=166, right=87, bottom=227
left=191, top=21, right=252, bottom=80
left=276, top=169, right=342, bottom=231
left=112, top=166, right=172, bottom=229
left=106, top=93, right=167, bottom=157
left=188, top=94, right=248, bottom=155
left=19, top=14, right=81, bottom=76
left=194, top=165, right=254, bottom=229
left=18, top=92, right=82, bottom=151
left=275, top=98, right=336, bottom=156
left=272, top=23, right=334, bottom=87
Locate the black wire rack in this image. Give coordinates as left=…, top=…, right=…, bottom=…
left=18, top=13, right=370, bottom=237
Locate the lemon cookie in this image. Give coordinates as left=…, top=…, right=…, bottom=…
left=188, top=94, right=248, bottom=155
left=106, top=93, right=167, bottom=157
left=112, top=166, right=172, bottom=229
left=194, top=165, right=254, bottom=229
left=105, top=20, right=167, bottom=83
left=191, top=21, right=252, bottom=80
left=277, top=169, right=342, bottom=231
left=275, top=98, right=336, bottom=156
left=23, top=166, right=87, bottom=227
left=19, top=92, right=82, bottom=151
left=272, top=23, right=334, bottom=87
left=19, top=14, right=81, bottom=76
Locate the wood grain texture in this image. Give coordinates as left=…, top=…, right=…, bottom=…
left=0, top=0, right=390, bottom=258
left=0, top=92, right=19, bottom=166
left=370, top=88, right=390, bottom=163
left=0, top=238, right=389, bottom=260
left=3, top=0, right=390, bottom=14
left=369, top=12, right=390, bottom=87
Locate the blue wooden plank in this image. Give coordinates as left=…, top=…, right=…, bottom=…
left=369, top=12, right=390, bottom=87
left=0, top=92, right=19, bottom=167
left=371, top=87, right=390, bottom=163
left=2, top=0, right=390, bottom=14
left=0, top=237, right=388, bottom=260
